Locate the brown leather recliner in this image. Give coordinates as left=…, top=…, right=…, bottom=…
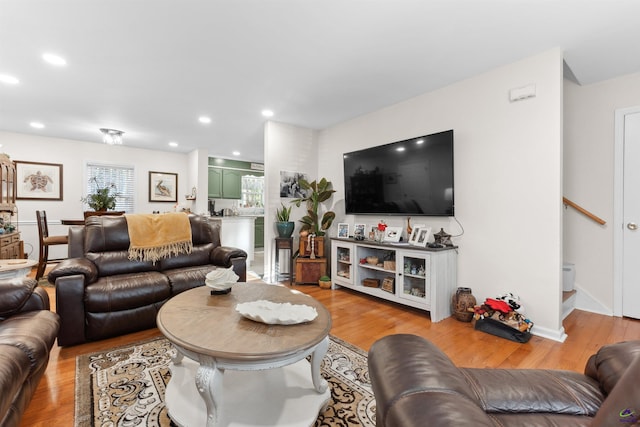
left=0, top=277, right=60, bottom=427
left=369, top=334, right=640, bottom=427
left=48, top=214, right=247, bottom=346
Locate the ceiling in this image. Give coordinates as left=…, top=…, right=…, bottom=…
left=1, top=1, right=640, bottom=163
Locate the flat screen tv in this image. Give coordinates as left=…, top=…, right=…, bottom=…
left=343, top=129, right=454, bottom=216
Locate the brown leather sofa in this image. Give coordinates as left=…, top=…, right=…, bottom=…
left=0, top=278, right=60, bottom=427
left=48, top=214, right=247, bottom=346
left=369, top=334, right=640, bottom=427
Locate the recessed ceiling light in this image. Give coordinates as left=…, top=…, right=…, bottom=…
left=0, top=74, right=19, bottom=85
left=232, top=151, right=240, bottom=156
left=42, top=53, right=67, bottom=66
left=199, top=116, right=211, bottom=124
left=416, top=139, right=424, bottom=144
left=30, top=122, right=45, bottom=129
left=168, top=141, right=179, bottom=147
left=396, top=147, right=405, bottom=152
left=261, top=109, right=274, bottom=118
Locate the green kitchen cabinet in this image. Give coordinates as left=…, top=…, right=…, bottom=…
left=208, top=167, right=242, bottom=199
left=254, top=216, right=264, bottom=248
left=208, top=168, right=223, bottom=198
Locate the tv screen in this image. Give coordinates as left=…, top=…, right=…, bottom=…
left=343, top=130, right=454, bottom=216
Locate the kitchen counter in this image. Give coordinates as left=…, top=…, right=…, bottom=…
left=208, top=216, right=256, bottom=265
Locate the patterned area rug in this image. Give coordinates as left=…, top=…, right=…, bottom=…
left=75, top=335, right=375, bottom=426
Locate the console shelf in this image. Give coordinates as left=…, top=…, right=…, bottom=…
left=330, top=238, right=458, bottom=322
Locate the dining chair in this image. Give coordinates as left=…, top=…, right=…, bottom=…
left=35, top=210, right=69, bottom=280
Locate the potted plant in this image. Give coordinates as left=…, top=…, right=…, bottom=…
left=81, top=177, right=121, bottom=217
left=291, top=177, right=336, bottom=236
left=275, top=203, right=294, bottom=238
left=291, top=178, right=336, bottom=257
left=318, top=275, right=332, bottom=289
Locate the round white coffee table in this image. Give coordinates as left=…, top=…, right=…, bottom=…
left=0, top=259, right=37, bottom=279
left=157, top=282, right=332, bottom=427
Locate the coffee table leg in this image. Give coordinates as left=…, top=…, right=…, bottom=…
left=310, top=336, right=329, bottom=393
left=196, top=356, right=224, bottom=427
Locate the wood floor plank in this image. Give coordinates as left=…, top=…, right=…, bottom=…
left=18, top=280, right=640, bottom=426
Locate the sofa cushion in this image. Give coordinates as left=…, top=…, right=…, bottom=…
left=461, top=368, right=603, bottom=415
left=164, top=265, right=216, bottom=295
left=86, top=250, right=159, bottom=277
left=84, top=272, right=171, bottom=312
left=158, top=244, right=215, bottom=271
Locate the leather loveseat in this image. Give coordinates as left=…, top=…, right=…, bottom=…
left=369, top=334, right=640, bottom=427
left=0, top=277, right=60, bottom=427
left=48, top=214, right=247, bottom=346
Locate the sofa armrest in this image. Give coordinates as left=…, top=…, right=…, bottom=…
left=369, top=334, right=481, bottom=427
left=212, top=246, right=247, bottom=282
left=211, top=246, right=247, bottom=267
left=591, top=352, right=640, bottom=427
left=55, top=274, right=89, bottom=346
left=48, top=258, right=98, bottom=285
left=0, top=278, right=42, bottom=319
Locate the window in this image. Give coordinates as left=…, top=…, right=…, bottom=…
left=86, top=163, right=135, bottom=212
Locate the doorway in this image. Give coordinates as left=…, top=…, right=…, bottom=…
left=614, top=106, right=640, bottom=319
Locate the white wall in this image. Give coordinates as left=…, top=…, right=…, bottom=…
left=0, top=131, right=196, bottom=261
left=263, top=121, right=318, bottom=282
left=316, top=49, right=565, bottom=339
left=563, top=71, right=640, bottom=313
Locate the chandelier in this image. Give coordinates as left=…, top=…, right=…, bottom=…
left=99, top=128, right=124, bottom=145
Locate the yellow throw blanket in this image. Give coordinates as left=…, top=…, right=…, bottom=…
left=125, top=212, right=193, bottom=263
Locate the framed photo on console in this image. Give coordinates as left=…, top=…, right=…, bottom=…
left=383, top=226, right=403, bottom=243
left=408, top=224, right=426, bottom=245
left=416, top=226, right=432, bottom=247
left=337, top=223, right=349, bottom=238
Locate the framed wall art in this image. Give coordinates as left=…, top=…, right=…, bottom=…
left=149, top=171, right=178, bottom=202
left=279, top=171, right=308, bottom=198
left=15, top=160, right=63, bottom=200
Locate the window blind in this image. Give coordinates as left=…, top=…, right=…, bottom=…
left=86, top=163, right=135, bottom=213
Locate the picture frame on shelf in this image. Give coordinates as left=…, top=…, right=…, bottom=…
left=337, top=223, right=349, bottom=238
left=383, top=226, right=403, bottom=243
left=408, top=224, right=426, bottom=245
left=382, top=276, right=395, bottom=293
left=15, top=160, right=63, bottom=200
left=416, top=226, right=432, bottom=247
left=149, top=171, right=178, bottom=202
left=354, top=223, right=366, bottom=240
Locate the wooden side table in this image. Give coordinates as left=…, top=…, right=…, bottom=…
left=295, top=257, right=327, bottom=285
left=274, top=237, right=293, bottom=283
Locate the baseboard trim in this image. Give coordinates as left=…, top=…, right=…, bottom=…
left=531, top=324, right=567, bottom=342
left=574, top=285, right=613, bottom=316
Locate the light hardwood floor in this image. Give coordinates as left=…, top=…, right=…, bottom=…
left=20, top=277, right=640, bottom=427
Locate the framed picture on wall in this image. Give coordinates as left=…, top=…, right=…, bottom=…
left=15, top=160, right=63, bottom=200
left=149, top=171, right=178, bottom=202
left=279, top=171, right=309, bottom=198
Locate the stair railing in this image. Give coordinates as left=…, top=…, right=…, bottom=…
left=563, top=197, right=606, bottom=225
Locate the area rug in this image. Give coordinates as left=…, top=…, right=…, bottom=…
left=75, top=335, right=375, bottom=427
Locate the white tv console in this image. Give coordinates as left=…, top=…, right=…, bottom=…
left=330, top=238, right=458, bottom=322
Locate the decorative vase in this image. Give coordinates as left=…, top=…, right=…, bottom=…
left=276, top=221, right=295, bottom=238
left=451, top=287, right=476, bottom=322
